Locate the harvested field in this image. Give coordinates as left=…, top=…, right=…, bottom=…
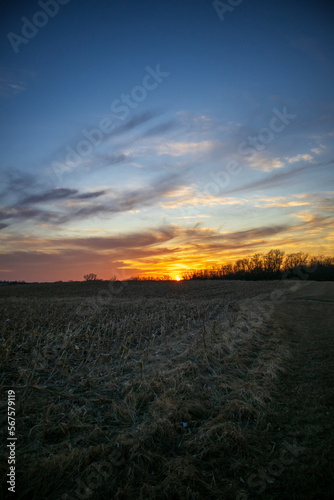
left=0, top=280, right=333, bottom=499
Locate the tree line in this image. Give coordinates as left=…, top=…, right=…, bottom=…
left=181, top=250, right=334, bottom=281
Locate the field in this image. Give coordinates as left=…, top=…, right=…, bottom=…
left=0, top=280, right=333, bottom=499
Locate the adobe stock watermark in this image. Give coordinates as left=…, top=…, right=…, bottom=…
left=213, top=0, right=244, bottom=22
left=176, top=105, right=296, bottom=220
left=61, top=446, right=125, bottom=500
left=52, top=64, right=170, bottom=183
left=237, top=107, right=296, bottom=157
left=174, top=159, right=242, bottom=221
left=7, top=0, right=71, bottom=54
left=236, top=440, right=301, bottom=499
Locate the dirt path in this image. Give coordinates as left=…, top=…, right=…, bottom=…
left=256, top=282, right=334, bottom=499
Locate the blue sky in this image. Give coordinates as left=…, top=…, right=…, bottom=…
left=1, top=0, right=333, bottom=281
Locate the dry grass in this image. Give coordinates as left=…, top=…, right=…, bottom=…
left=0, top=280, right=295, bottom=499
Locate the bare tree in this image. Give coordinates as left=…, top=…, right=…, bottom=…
left=283, top=252, right=309, bottom=270
left=249, top=253, right=263, bottom=275
left=84, top=273, right=97, bottom=281
left=263, top=249, right=285, bottom=277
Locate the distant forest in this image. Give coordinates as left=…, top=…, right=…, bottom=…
left=131, top=250, right=334, bottom=281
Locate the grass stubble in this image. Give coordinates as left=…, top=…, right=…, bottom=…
left=0, top=280, right=307, bottom=499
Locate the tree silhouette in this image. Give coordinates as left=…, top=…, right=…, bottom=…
left=84, top=273, right=97, bottom=281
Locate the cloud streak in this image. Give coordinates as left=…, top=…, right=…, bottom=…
left=222, top=159, right=334, bottom=195
left=22, top=188, right=78, bottom=205
left=0, top=170, right=184, bottom=228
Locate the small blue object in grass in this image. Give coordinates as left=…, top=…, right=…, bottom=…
left=183, top=422, right=188, bottom=428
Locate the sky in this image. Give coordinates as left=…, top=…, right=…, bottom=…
left=0, top=0, right=334, bottom=281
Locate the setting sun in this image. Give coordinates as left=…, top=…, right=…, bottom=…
left=175, top=276, right=181, bottom=281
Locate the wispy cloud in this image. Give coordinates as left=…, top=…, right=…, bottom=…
left=0, top=67, right=35, bottom=98
left=147, top=140, right=218, bottom=157
left=161, top=185, right=244, bottom=209
left=254, top=198, right=311, bottom=208
left=21, top=188, right=79, bottom=205
left=311, top=147, right=326, bottom=155
left=222, top=159, right=334, bottom=195
left=75, top=190, right=107, bottom=200
left=285, top=153, right=314, bottom=163
left=247, top=153, right=284, bottom=172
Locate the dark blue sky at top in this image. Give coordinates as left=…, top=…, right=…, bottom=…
left=0, top=0, right=334, bottom=280
left=1, top=0, right=333, bottom=169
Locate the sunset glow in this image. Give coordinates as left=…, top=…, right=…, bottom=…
left=0, top=2, right=333, bottom=282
